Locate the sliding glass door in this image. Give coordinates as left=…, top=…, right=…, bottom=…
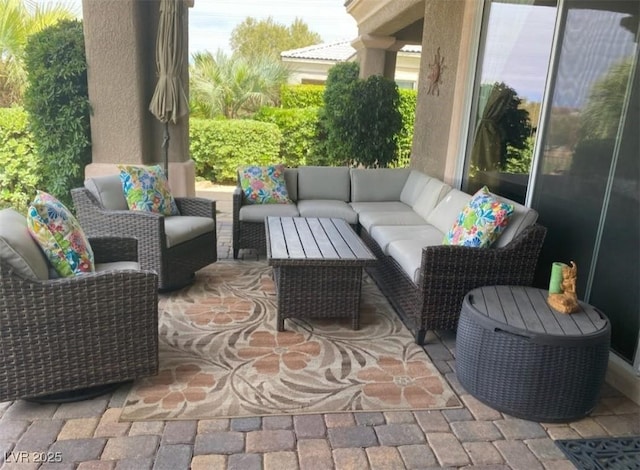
left=463, top=0, right=557, bottom=203
left=464, top=0, right=639, bottom=363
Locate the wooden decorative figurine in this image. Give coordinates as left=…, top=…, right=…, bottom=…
left=547, top=261, right=580, bottom=314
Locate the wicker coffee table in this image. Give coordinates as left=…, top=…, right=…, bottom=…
left=265, top=216, right=376, bottom=331
left=456, top=285, right=610, bottom=422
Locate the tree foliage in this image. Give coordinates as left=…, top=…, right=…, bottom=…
left=318, top=61, right=360, bottom=165
left=189, top=50, right=290, bottom=119
left=0, top=106, right=43, bottom=212
left=230, top=16, right=321, bottom=60
left=0, top=0, right=76, bottom=106
left=319, top=62, right=403, bottom=167
left=579, top=58, right=632, bottom=140
left=23, top=19, right=91, bottom=207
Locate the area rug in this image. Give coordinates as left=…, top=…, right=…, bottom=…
left=121, top=261, right=461, bottom=420
left=555, top=436, right=640, bottom=469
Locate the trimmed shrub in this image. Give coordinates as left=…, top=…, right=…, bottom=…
left=0, top=107, right=43, bottom=212
left=395, top=88, right=417, bottom=167
left=23, top=19, right=91, bottom=208
left=280, top=84, right=325, bottom=108
left=253, top=106, right=321, bottom=167
left=318, top=62, right=360, bottom=165
left=190, top=118, right=282, bottom=183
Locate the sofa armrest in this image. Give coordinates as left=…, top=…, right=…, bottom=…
left=417, top=224, right=547, bottom=328
left=89, top=236, right=138, bottom=263
left=175, top=197, right=216, bottom=218
left=233, top=187, right=244, bottom=223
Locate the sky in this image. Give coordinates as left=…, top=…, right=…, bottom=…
left=188, top=0, right=358, bottom=57
left=38, top=0, right=358, bottom=58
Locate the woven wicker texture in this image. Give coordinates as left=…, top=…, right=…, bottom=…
left=0, top=237, right=159, bottom=402
left=71, top=187, right=218, bottom=290
left=266, top=217, right=376, bottom=331
left=456, top=287, right=610, bottom=422
left=361, top=224, right=547, bottom=344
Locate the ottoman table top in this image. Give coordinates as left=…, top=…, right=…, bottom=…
left=464, top=285, right=609, bottom=345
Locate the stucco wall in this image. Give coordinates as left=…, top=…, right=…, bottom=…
left=82, top=0, right=193, bottom=195
left=411, top=0, right=468, bottom=181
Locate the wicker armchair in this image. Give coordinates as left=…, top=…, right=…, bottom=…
left=361, top=224, right=547, bottom=345
left=71, top=174, right=217, bottom=290
left=0, top=209, right=159, bottom=402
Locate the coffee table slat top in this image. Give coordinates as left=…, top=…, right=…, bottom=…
left=266, top=217, right=376, bottom=266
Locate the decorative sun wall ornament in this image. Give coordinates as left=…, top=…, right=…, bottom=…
left=427, top=47, right=446, bottom=96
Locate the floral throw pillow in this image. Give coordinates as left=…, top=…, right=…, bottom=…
left=27, top=191, right=95, bottom=277
left=119, top=164, right=180, bottom=215
left=239, top=164, right=292, bottom=204
left=443, top=186, right=514, bottom=248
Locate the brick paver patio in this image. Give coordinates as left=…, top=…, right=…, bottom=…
left=1, top=186, right=638, bottom=469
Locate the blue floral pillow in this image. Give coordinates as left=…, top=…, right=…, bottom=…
left=118, top=165, right=180, bottom=216
left=27, top=191, right=95, bottom=277
left=443, top=186, right=514, bottom=248
left=239, top=164, right=292, bottom=204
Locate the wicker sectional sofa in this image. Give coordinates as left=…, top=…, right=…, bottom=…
left=233, top=166, right=546, bottom=344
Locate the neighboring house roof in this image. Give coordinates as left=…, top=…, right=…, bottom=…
left=281, top=41, right=421, bottom=62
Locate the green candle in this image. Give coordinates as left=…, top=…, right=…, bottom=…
left=548, top=262, right=567, bottom=294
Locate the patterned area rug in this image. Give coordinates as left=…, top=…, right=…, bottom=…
left=555, top=436, right=640, bottom=469
left=121, top=261, right=461, bottom=420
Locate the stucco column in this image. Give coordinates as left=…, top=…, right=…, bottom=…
left=351, top=34, right=397, bottom=80
left=81, top=0, right=195, bottom=196
left=411, top=0, right=471, bottom=182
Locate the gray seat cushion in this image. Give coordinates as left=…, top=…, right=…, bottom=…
left=371, top=224, right=444, bottom=254
left=297, top=200, right=358, bottom=224
left=0, top=208, right=49, bottom=280
left=95, top=261, right=140, bottom=272
left=164, top=216, right=216, bottom=248
left=239, top=203, right=299, bottom=223
left=358, top=211, right=427, bottom=232
left=387, top=238, right=443, bottom=284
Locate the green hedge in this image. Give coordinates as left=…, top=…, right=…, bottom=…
left=0, top=107, right=43, bottom=212
left=280, top=84, right=325, bottom=108
left=253, top=106, right=321, bottom=167
left=395, top=89, right=417, bottom=167
left=23, top=19, right=91, bottom=208
left=190, top=119, right=282, bottom=183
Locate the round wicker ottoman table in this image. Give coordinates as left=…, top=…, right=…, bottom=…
left=455, top=285, right=610, bottom=422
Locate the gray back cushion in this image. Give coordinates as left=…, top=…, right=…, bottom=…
left=284, top=168, right=298, bottom=202
left=412, top=178, right=452, bottom=221
left=493, top=195, right=539, bottom=247
left=400, top=170, right=432, bottom=206
left=425, top=188, right=471, bottom=234
left=0, top=208, right=49, bottom=280
left=85, top=174, right=128, bottom=210
left=297, top=166, right=351, bottom=201
left=350, top=168, right=410, bottom=202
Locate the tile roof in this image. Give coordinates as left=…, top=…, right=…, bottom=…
left=281, top=41, right=421, bottom=61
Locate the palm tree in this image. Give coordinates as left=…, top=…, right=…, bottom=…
left=0, top=0, right=76, bottom=106
left=189, top=50, right=290, bottom=119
